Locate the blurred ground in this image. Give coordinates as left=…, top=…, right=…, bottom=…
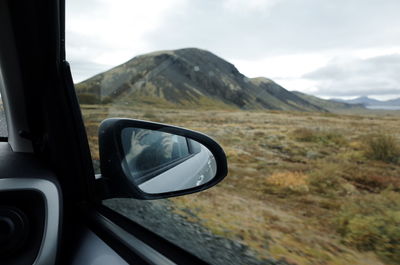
left=83, top=105, right=400, bottom=265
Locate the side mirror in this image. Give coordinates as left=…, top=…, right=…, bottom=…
left=97, top=118, right=228, bottom=200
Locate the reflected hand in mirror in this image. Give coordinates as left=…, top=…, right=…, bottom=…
left=121, top=128, right=217, bottom=194
left=124, top=129, right=175, bottom=172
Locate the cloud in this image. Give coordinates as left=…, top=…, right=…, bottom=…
left=66, top=0, right=183, bottom=81
left=66, top=0, right=400, bottom=99
left=143, top=0, right=400, bottom=60
left=303, top=54, right=400, bottom=97
left=222, top=0, right=282, bottom=13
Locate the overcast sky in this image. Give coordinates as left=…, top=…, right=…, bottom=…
left=66, top=0, right=400, bottom=100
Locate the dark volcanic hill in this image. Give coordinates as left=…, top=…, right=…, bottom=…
left=75, top=48, right=326, bottom=111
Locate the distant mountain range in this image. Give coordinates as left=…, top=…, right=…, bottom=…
left=75, top=48, right=365, bottom=112
left=292, top=92, right=365, bottom=112
left=331, top=96, right=400, bottom=110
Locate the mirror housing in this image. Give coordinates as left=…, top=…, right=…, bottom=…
left=97, top=118, right=228, bottom=200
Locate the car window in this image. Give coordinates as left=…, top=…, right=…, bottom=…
left=0, top=93, right=7, bottom=138
left=66, top=1, right=400, bottom=265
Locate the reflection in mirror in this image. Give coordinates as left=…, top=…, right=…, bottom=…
left=121, top=128, right=217, bottom=194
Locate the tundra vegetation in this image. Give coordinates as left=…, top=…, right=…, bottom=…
left=81, top=103, right=400, bottom=265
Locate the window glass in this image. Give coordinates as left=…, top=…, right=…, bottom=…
left=0, top=93, right=7, bottom=137
left=67, top=1, right=400, bottom=265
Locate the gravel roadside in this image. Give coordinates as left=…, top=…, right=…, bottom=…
left=104, top=198, right=291, bottom=265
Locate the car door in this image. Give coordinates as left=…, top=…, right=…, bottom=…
left=0, top=0, right=227, bottom=264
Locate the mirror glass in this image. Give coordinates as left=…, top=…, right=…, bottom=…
left=121, top=128, right=217, bottom=194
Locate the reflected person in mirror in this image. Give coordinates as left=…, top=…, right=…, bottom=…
left=123, top=129, right=175, bottom=177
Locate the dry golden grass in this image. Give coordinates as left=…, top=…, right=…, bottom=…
left=363, top=134, right=400, bottom=164
left=266, top=171, right=310, bottom=193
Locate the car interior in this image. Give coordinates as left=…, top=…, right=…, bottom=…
left=3, top=1, right=399, bottom=265
left=0, top=1, right=227, bottom=264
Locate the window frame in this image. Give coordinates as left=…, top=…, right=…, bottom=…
left=89, top=204, right=210, bottom=265
left=130, top=154, right=196, bottom=185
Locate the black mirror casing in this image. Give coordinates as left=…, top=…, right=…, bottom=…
left=98, top=118, right=228, bottom=200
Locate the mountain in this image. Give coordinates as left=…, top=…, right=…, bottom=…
left=331, top=96, right=400, bottom=110
left=292, top=92, right=365, bottom=112
left=331, top=96, right=382, bottom=106
left=385, top=98, right=400, bottom=105
left=75, top=48, right=325, bottom=112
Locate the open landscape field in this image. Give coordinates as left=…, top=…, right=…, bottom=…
left=82, top=104, right=400, bottom=265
